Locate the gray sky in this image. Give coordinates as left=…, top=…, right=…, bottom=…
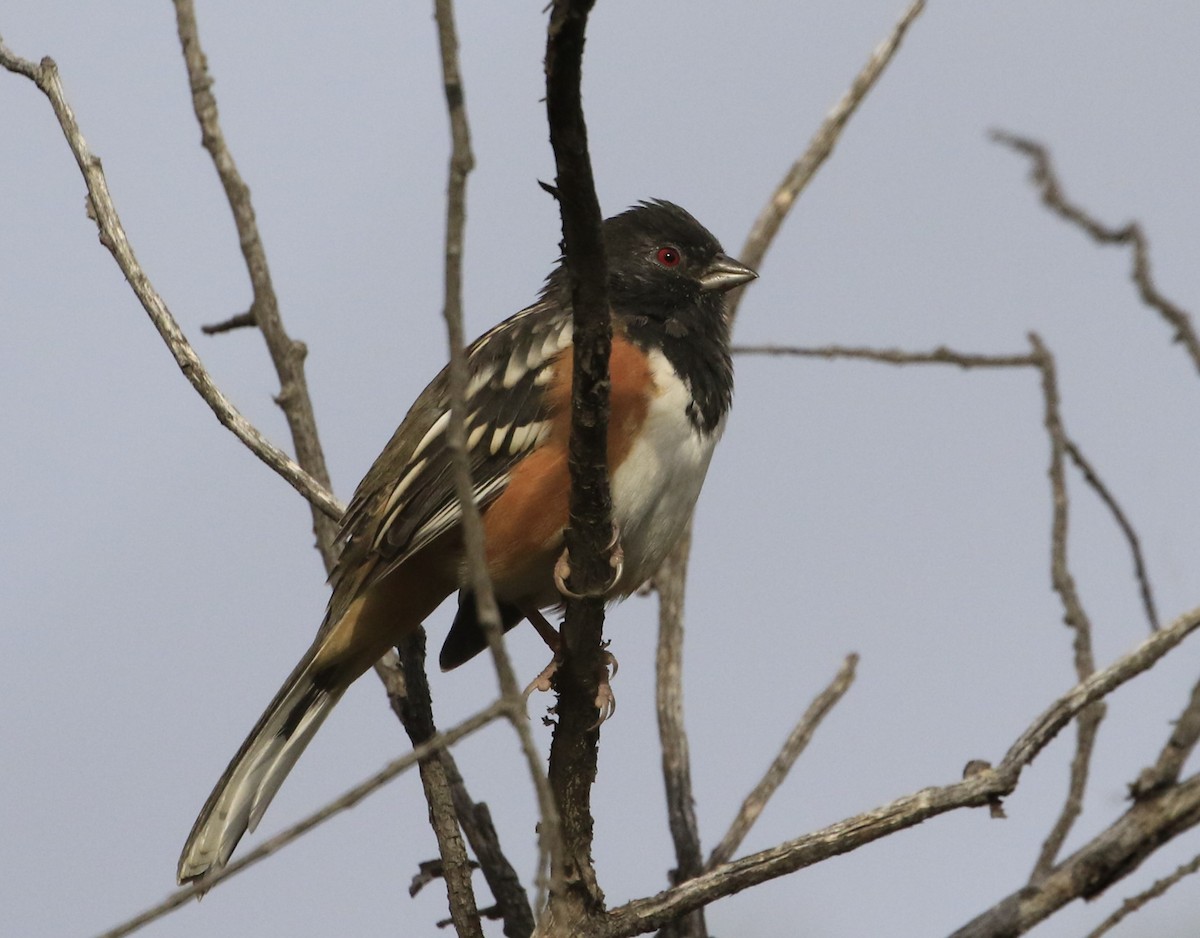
left=4, top=2, right=1200, bottom=936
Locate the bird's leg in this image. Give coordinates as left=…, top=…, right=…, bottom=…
left=521, top=607, right=619, bottom=727
left=553, top=522, right=624, bottom=600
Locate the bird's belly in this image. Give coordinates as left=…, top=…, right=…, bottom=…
left=609, top=365, right=722, bottom=593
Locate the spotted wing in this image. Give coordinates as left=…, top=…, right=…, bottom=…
left=330, top=299, right=573, bottom=604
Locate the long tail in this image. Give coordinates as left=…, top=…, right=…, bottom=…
left=176, top=638, right=355, bottom=884
left=178, top=549, right=455, bottom=884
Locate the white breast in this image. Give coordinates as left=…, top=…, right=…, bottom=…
left=610, top=349, right=723, bottom=592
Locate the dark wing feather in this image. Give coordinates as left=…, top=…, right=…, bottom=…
left=324, top=299, right=573, bottom=626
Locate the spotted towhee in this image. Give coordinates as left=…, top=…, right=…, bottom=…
left=177, top=200, right=757, bottom=884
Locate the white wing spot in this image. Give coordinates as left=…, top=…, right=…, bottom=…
left=490, top=425, right=511, bottom=455
left=376, top=457, right=428, bottom=546
left=502, top=356, right=527, bottom=389
left=540, top=332, right=560, bottom=361
left=508, top=421, right=549, bottom=454
left=467, top=423, right=487, bottom=452
left=466, top=364, right=495, bottom=400
left=411, top=411, right=450, bottom=460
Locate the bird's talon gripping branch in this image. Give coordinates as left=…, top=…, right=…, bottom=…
left=554, top=523, right=625, bottom=600
left=523, top=659, right=559, bottom=698
left=524, top=650, right=620, bottom=729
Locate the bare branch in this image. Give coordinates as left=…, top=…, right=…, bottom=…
left=726, top=0, right=927, bottom=324
left=993, top=130, right=1200, bottom=377
left=93, top=699, right=511, bottom=938
left=598, top=606, right=1200, bottom=937
left=738, top=343, right=1159, bottom=638
left=439, top=752, right=537, bottom=937
left=1085, top=850, right=1200, bottom=937
left=733, top=343, right=1038, bottom=368
left=0, top=42, right=343, bottom=524
left=542, top=0, right=613, bottom=930
left=431, top=0, right=558, bottom=923
left=706, top=654, right=858, bottom=871
left=1027, top=334, right=1105, bottom=882
left=173, top=0, right=339, bottom=565
left=1063, top=437, right=1159, bottom=631
left=951, top=775, right=1200, bottom=938
left=1132, top=674, right=1200, bottom=798
left=200, top=309, right=256, bottom=335
left=653, top=529, right=706, bottom=938
left=386, top=634, right=483, bottom=938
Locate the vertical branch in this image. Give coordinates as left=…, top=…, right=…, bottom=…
left=543, top=0, right=612, bottom=930
left=172, top=0, right=339, bottom=568
left=385, top=635, right=484, bottom=938
left=1028, top=334, right=1105, bottom=883
left=654, top=532, right=707, bottom=938
left=431, top=0, right=562, bottom=919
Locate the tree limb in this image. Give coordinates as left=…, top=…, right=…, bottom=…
left=172, top=0, right=339, bottom=566
left=0, top=41, right=343, bottom=523
left=431, top=0, right=558, bottom=924
left=541, top=0, right=612, bottom=932
left=992, top=129, right=1200, bottom=377
left=600, top=605, right=1200, bottom=937
left=951, top=774, right=1200, bottom=938
left=1027, top=334, right=1104, bottom=882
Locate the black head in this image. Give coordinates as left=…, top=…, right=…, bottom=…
left=536, top=201, right=754, bottom=433
left=601, top=200, right=757, bottom=313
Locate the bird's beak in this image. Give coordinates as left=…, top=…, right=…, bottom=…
left=698, top=253, right=758, bottom=293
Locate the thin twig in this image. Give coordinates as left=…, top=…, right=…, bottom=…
left=432, top=0, right=558, bottom=923
left=542, top=0, right=612, bottom=932
left=1131, top=674, right=1200, bottom=799
left=0, top=42, right=343, bottom=524
left=1027, top=333, right=1105, bottom=883
left=706, top=654, right=859, bottom=870
left=93, top=699, right=511, bottom=938
left=993, top=129, right=1200, bottom=377
left=598, top=606, right=1200, bottom=938
left=1063, top=437, right=1159, bottom=631
left=733, top=343, right=1038, bottom=368
left=653, top=530, right=706, bottom=938
left=1085, top=850, right=1200, bottom=937
left=172, top=0, right=339, bottom=565
left=725, top=0, right=927, bottom=325
left=388, top=634, right=483, bottom=938
left=738, top=343, right=1159, bottom=636
left=200, top=309, right=256, bottom=334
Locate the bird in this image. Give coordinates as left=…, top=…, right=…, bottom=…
left=177, top=199, right=757, bottom=885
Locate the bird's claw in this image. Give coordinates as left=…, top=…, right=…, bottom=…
left=523, top=648, right=619, bottom=729
left=554, top=523, right=624, bottom=599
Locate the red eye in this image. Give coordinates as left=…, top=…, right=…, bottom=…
left=656, top=246, right=681, bottom=268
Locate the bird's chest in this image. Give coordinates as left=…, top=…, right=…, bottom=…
left=609, top=350, right=722, bottom=591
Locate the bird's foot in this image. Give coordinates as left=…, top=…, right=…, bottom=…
left=523, top=647, right=619, bottom=729
left=554, top=523, right=624, bottom=599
